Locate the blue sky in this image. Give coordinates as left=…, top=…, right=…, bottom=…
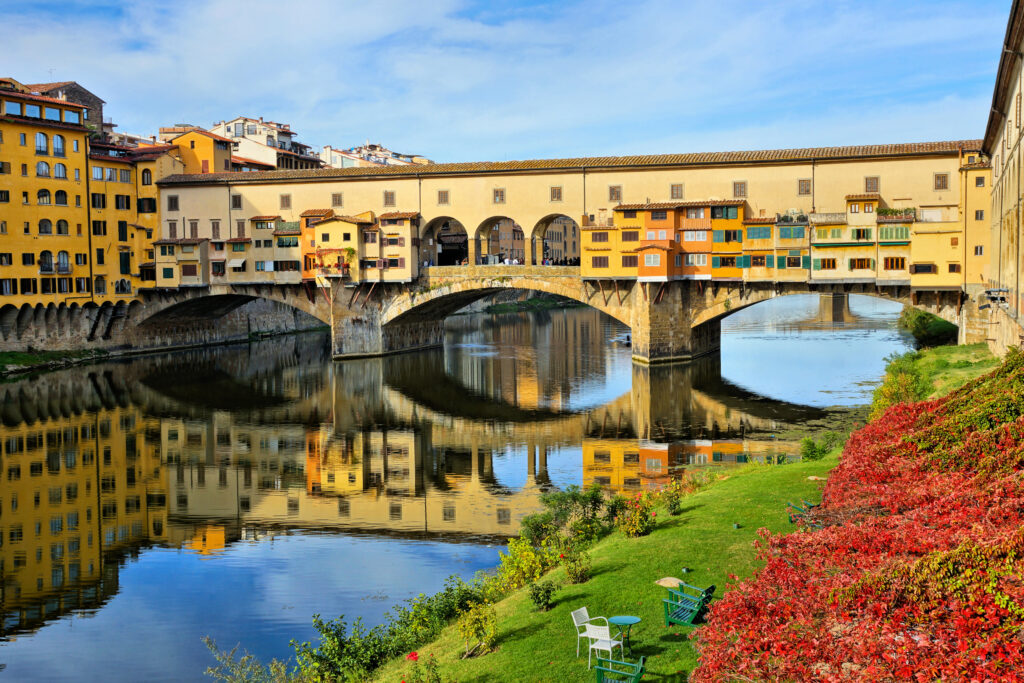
left=2, top=0, right=1010, bottom=162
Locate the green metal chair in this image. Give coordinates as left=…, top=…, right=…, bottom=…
left=595, top=656, right=646, bottom=682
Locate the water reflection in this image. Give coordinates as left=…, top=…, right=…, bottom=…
left=0, top=301, right=910, bottom=678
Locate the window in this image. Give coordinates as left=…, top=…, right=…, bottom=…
left=850, top=258, right=873, bottom=270
left=883, top=257, right=906, bottom=270
left=715, top=256, right=737, bottom=268
left=643, top=253, right=661, bottom=267
left=975, top=209, right=985, bottom=220
left=852, top=228, right=871, bottom=240
left=91, top=221, right=106, bottom=236
left=879, top=225, right=910, bottom=240
left=92, top=166, right=103, bottom=180
left=975, top=245, right=984, bottom=256
left=746, top=226, right=771, bottom=240
left=863, top=176, right=879, bottom=193
left=621, top=231, right=639, bottom=242
left=591, top=256, right=609, bottom=268
left=54, top=163, right=66, bottom=179
left=137, top=197, right=156, bottom=213
left=38, top=189, right=51, bottom=205
left=865, top=203, right=874, bottom=213
left=948, top=263, right=962, bottom=273
left=750, top=255, right=766, bottom=267
left=141, top=169, right=152, bottom=185
left=39, top=219, right=53, bottom=235
left=91, top=193, right=105, bottom=209
left=383, top=190, right=396, bottom=207
left=849, top=203, right=859, bottom=213
left=950, top=237, right=959, bottom=247
left=686, top=207, right=704, bottom=219
left=733, top=181, right=747, bottom=198
left=710, top=206, right=739, bottom=219
left=934, top=173, right=949, bottom=191
left=115, top=195, right=130, bottom=210
left=280, top=194, right=291, bottom=209
left=798, top=179, right=812, bottom=195
left=167, top=195, right=179, bottom=211
left=712, top=229, right=742, bottom=242
left=683, top=230, right=707, bottom=241
left=550, top=186, right=562, bottom=202
left=976, top=176, right=985, bottom=187
left=106, top=168, right=116, bottom=181
left=492, top=188, right=505, bottom=204
left=57, top=220, right=68, bottom=235
left=684, top=253, right=707, bottom=266
left=22, top=253, right=34, bottom=266
left=608, top=185, right=622, bottom=202
left=120, top=169, right=131, bottom=183
left=228, top=194, right=242, bottom=210
left=36, top=161, right=50, bottom=177
left=162, top=267, right=173, bottom=279
left=621, top=255, right=638, bottom=267
left=181, top=264, right=198, bottom=277
left=670, top=183, right=683, bottom=199
left=815, top=258, right=837, bottom=270
left=436, top=190, right=448, bottom=205
left=591, top=232, right=609, bottom=243
left=35, top=132, right=48, bottom=154
left=651, top=210, right=668, bottom=220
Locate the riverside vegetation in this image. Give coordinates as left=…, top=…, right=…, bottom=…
left=204, top=344, right=1000, bottom=681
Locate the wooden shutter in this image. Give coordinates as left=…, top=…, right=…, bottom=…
left=713, top=230, right=724, bottom=243
left=777, top=256, right=786, bottom=269
left=711, top=256, right=720, bottom=268
left=870, top=259, right=876, bottom=270
left=377, top=258, right=385, bottom=269
left=813, top=258, right=821, bottom=270
left=398, top=237, right=405, bottom=247
left=398, top=258, right=405, bottom=268
left=766, top=254, right=774, bottom=268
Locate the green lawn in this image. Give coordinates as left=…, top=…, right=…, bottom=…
left=0, top=349, right=105, bottom=369
left=907, top=342, right=998, bottom=398
left=373, top=455, right=838, bottom=682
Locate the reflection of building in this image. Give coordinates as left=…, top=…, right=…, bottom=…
left=0, top=406, right=168, bottom=636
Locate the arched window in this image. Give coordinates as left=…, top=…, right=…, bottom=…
left=39, top=250, right=53, bottom=272
left=55, top=190, right=67, bottom=206
left=38, top=219, right=52, bottom=235
left=114, top=279, right=131, bottom=295
left=35, top=132, right=48, bottom=154
left=56, top=220, right=69, bottom=235
left=53, top=134, right=65, bottom=157
left=94, top=277, right=106, bottom=295
left=37, top=189, right=51, bottom=205
left=141, top=169, right=152, bottom=185
left=36, top=161, right=50, bottom=177
left=57, top=251, right=70, bottom=272
left=54, top=163, right=67, bottom=179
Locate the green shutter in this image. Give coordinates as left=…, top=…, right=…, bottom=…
left=870, top=258, right=876, bottom=270
left=777, top=256, right=786, bottom=270
left=712, top=256, right=720, bottom=268
left=802, top=255, right=811, bottom=269
left=766, top=254, right=774, bottom=268
left=736, top=230, right=742, bottom=242
left=713, top=230, right=724, bottom=243
left=813, top=258, right=821, bottom=270
left=728, top=207, right=738, bottom=219
left=848, top=259, right=854, bottom=270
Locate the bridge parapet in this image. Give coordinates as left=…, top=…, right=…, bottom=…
left=425, top=265, right=580, bottom=283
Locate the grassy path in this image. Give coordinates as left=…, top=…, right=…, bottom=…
left=374, top=455, right=838, bottom=682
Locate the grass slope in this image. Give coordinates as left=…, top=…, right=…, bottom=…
left=373, top=456, right=837, bottom=682
left=907, top=342, right=997, bottom=398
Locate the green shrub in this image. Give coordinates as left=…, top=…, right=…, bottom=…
left=899, top=306, right=958, bottom=347
left=617, top=492, right=657, bottom=538
left=560, top=545, right=592, bottom=584
left=870, top=351, right=929, bottom=420
left=527, top=580, right=558, bottom=611
left=495, top=537, right=555, bottom=591
left=660, top=478, right=684, bottom=515
left=800, top=432, right=843, bottom=461
left=457, top=602, right=497, bottom=657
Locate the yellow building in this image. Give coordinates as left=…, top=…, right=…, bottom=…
left=581, top=212, right=640, bottom=279
left=709, top=201, right=746, bottom=279
left=169, top=129, right=233, bottom=175
left=959, top=152, right=991, bottom=292
left=0, top=82, right=92, bottom=306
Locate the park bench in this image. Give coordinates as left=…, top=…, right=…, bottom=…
left=787, top=500, right=823, bottom=527
left=595, top=656, right=646, bottom=682
left=662, top=582, right=715, bottom=627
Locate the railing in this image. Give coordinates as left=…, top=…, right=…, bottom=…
left=39, top=265, right=54, bottom=274
left=319, top=264, right=351, bottom=278
left=808, top=213, right=846, bottom=225
left=56, top=264, right=71, bottom=274
left=581, top=216, right=615, bottom=228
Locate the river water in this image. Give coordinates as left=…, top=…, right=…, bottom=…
left=0, top=294, right=911, bottom=681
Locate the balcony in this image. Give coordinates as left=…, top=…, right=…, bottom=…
left=319, top=264, right=351, bottom=278
left=581, top=216, right=615, bottom=228
left=876, top=208, right=916, bottom=223
left=39, top=265, right=54, bottom=274
left=57, top=264, right=72, bottom=274
left=809, top=212, right=846, bottom=225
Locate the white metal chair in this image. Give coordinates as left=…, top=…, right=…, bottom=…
left=584, top=623, right=623, bottom=668
left=571, top=607, right=608, bottom=657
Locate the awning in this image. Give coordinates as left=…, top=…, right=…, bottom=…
left=227, top=258, right=245, bottom=268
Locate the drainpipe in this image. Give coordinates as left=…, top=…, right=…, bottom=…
left=85, top=141, right=95, bottom=304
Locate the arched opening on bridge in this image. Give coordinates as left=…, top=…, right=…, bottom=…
left=421, top=217, right=468, bottom=267
left=532, top=214, right=581, bottom=266
left=476, top=216, right=523, bottom=265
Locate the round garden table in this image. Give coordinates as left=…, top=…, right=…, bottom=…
left=609, top=615, right=641, bottom=656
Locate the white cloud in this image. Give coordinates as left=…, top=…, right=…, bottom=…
left=0, top=0, right=1007, bottom=160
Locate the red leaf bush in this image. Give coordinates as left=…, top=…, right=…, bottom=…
left=692, top=351, right=1024, bottom=682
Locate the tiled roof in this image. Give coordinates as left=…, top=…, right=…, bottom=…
left=379, top=211, right=420, bottom=219
left=273, top=228, right=301, bottom=236
left=173, top=129, right=233, bottom=144
left=845, top=193, right=881, bottom=201
left=325, top=215, right=375, bottom=225
left=249, top=215, right=281, bottom=221
left=615, top=199, right=746, bottom=211
left=961, top=161, right=992, bottom=170
left=158, top=140, right=983, bottom=186
left=226, top=237, right=251, bottom=243
left=300, top=208, right=334, bottom=217
left=232, top=155, right=274, bottom=167
left=0, top=89, right=87, bottom=108
left=24, top=81, right=76, bottom=91
left=742, top=216, right=776, bottom=224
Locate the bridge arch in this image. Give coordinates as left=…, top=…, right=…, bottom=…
left=475, top=216, right=523, bottom=265
left=420, top=216, right=468, bottom=266
left=531, top=213, right=580, bottom=265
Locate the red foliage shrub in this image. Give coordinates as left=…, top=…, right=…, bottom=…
left=692, top=351, right=1024, bottom=682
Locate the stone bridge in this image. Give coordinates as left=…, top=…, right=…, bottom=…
left=328, top=265, right=967, bottom=363
left=0, top=266, right=971, bottom=361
